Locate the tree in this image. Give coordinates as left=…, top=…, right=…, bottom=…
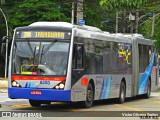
left=139, top=15, right=160, bottom=51
left=100, top=0, right=149, bottom=33
left=8, top=0, right=71, bottom=28
left=100, top=0, right=148, bottom=10
left=0, top=0, right=72, bottom=77
left=84, top=0, right=107, bottom=29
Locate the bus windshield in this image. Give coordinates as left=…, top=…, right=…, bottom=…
left=12, top=40, right=70, bottom=76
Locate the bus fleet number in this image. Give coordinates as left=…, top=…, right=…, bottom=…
left=40, top=81, right=50, bottom=85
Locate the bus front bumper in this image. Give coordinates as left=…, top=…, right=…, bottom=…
left=8, top=88, right=71, bottom=101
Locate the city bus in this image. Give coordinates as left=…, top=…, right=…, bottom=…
left=7, top=22, right=159, bottom=108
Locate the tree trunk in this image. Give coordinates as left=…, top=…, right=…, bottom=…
left=151, top=12, right=155, bottom=37
left=122, top=11, right=126, bottom=33
left=130, top=21, right=134, bottom=33
left=115, top=12, right=118, bottom=33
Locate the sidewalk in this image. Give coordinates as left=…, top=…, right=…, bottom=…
left=0, top=79, right=8, bottom=108
left=0, top=78, right=8, bottom=89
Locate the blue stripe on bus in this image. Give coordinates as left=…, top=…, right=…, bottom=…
left=8, top=88, right=71, bottom=101
left=138, top=53, right=154, bottom=95
left=100, top=76, right=111, bottom=99
left=25, top=82, right=35, bottom=88
left=99, top=77, right=104, bottom=99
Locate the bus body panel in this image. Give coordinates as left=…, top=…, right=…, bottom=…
left=64, top=28, right=75, bottom=90
left=71, top=74, right=132, bottom=101
left=8, top=28, right=17, bottom=88
left=71, top=29, right=133, bottom=101
left=126, top=35, right=157, bottom=96
left=11, top=80, right=61, bottom=88
left=8, top=88, right=71, bottom=101
left=151, top=66, right=159, bottom=91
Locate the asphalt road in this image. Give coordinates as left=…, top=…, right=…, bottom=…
left=0, top=89, right=160, bottom=119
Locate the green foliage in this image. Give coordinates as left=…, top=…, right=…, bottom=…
left=100, top=0, right=148, bottom=11
left=139, top=15, right=160, bottom=51
left=2, top=0, right=106, bottom=31
left=141, top=0, right=160, bottom=48
left=1, top=0, right=106, bottom=30
left=9, top=0, right=70, bottom=28
left=84, top=0, right=106, bottom=28
left=142, top=0, right=160, bottom=11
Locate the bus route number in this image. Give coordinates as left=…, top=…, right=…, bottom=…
left=40, top=81, right=50, bottom=85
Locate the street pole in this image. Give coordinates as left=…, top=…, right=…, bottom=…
left=135, top=6, right=139, bottom=33
left=115, top=12, right=118, bottom=33
left=71, top=0, right=75, bottom=24
left=77, top=0, right=83, bottom=24
left=151, top=12, right=155, bottom=37
left=0, top=8, right=8, bottom=79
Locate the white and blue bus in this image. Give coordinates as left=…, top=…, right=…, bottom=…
left=7, top=22, right=159, bottom=108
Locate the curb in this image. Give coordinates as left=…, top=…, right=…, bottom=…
left=0, top=80, right=8, bottom=89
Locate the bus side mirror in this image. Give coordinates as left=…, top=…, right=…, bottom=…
left=2, top=36, right=7, bottom=43
left=2, top=36, right=12, bottom=43
left=1, top=43, right=6, bottom=57
left=1, top=36, right=12, bottom=57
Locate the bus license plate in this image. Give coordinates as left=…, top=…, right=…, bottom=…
left=31, top=90, right=42, bottom=95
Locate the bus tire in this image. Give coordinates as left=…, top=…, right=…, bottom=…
left=118, top=81, right=126, bottom=104
left=82, top=83, right=94, bottom=108
left=29, top=100, right=41, bottom=107
left=143, top=80, right=151, bottom=99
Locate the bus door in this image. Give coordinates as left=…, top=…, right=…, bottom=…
left=72, top=43, right=85, bottom=86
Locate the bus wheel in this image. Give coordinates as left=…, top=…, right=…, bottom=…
left=143, top=80, right=151, bottom=99
left=29, top=100, right=41, bottom=107
left=118, top=81, right=126, bottom=104
left=82, top=83, right=94, bottom=108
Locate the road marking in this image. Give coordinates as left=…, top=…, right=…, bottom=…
left=12, top=104, right=30, bottom=108
left=113, top=104, right=143, bottom=111
left=71, top=108, right=111, bottom=112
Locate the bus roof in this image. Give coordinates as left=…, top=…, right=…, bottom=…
left=29, top=22, right=102, bottom=32
left=29, top=22, right=73, bottom=28
left=16, top=22, right=153, bottom=45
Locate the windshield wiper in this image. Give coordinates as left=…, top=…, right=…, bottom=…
left=26, top=38, right=34, bottom=57
left=41, top=39, right=57, bottom=55
left=40, top=45, right=44, bottom=64
left=39, top=39, right=57, bottom=66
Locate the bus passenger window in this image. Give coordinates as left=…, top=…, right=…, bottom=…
left=73, top=44, right=84, bottom=69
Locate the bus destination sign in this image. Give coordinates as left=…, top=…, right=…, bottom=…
left=19, top=31, right=69, bottom=39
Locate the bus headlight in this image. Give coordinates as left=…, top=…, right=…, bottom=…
left=16, top=84, right=20, bottom=87
left=12, top=81, right=17, bottom=87
left=59, top=83, right=65, bottom=89
left=54, top=81, right=65, bottom=90
left=12, top=81, right=22, bottom=88
left=55, top=86, right=59, bottom=89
